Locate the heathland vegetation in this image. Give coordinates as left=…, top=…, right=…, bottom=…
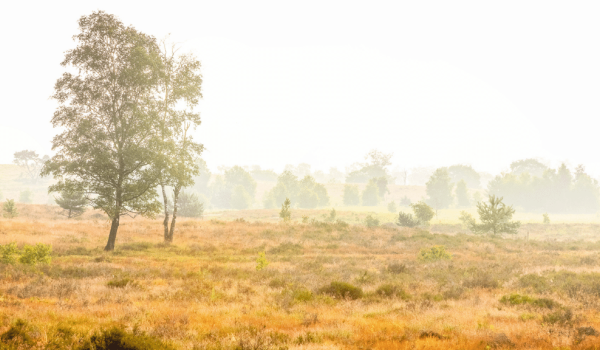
left=3, top=10, right=600, bottom=350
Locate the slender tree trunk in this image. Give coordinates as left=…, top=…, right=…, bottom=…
left=168, top=185, right=181, bottom=241
left=161, top=183, right=171, bottom=243
left=104, top=217, right=120, bottom=251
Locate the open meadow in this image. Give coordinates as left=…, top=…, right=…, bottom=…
left=2, top=205, right=600, bottom=349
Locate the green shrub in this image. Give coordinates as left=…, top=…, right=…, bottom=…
left=397, top=212, right=419, bottom=227
left=500, top=293, right=534, bottom=305
left=0, top=243, right=19, bottom=264
left=79, top=327, right=175, bottom=350
left=418, top=245, right=452, bottom=261
left=543, top=308, right=573, bottom=326
left=411, top=201, right=435, bottom=224
left=501, top=293, right=560, bottom=310
left=18, top=243, right=52, bottom=265
left=292, top=288, right=313, bottom=302
left=318, top=281, right=363, bottom=300
left=364, top=215, right=380, bottom=228
left=256, top=251, right=269, bottom=271
left=542, top=213, right=550, bottom=224
left=2, top=199, right=18, bottom=219
left=518, top=274, right=549, bottom=293
left=375, top=284, right=410, bottom=300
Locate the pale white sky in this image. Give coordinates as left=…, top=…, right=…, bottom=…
left=1, top=1, right=599, bottom=176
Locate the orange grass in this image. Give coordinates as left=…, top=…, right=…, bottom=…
left=2, top=205, right=600, bottom=349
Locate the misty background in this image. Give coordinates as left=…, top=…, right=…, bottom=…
left=1, top=1, right=599, bottom=213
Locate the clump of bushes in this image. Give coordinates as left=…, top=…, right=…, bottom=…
left=397, top=212, right=419, bottom=228
left=318, top=281, right=363, bottom=300
left=418, top=245, right=452, bottom=261
left=364, top=215, right=380, bottom=228
left=500, top=293, right=559, bottom=309
left=519, top=271, right=600, bottom=299
left=0, top=242, right=52, bottom=265
left=397, top=201, right=435, bottom=227
left=80, top=327, right=175, bottom=350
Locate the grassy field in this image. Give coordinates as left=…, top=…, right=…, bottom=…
left=2, top=205, right=600, bottom=349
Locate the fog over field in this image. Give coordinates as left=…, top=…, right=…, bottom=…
left=3, top=2, right=600, bottom=350
left=2, top=1, right=600, bottom=175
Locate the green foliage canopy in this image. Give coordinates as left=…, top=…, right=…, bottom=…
left=470, top=195, right=521, bottom=236
left=41, top=12, right=164, bottom=251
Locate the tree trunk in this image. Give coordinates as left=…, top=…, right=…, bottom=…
left=104, top=217, right=120, bottom=251
left=161, top=184, right=171, bottom=243
left=168, top=185, right=181, bottom=242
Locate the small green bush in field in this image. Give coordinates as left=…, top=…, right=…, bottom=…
left=0, top=242, right=19, bottom=264
left=500, top=293, right=559, bottom=309
left=2, top=199, right=18, bottom=219
left=418, top=245, right=451, bottom=261
left=319, top=281, right=363, bottom=300
left=256, top=251, right=270, bottom=270
left=292, top=288, right=313, bottom=302
left=0, top=242, right=51, bottom=265
left=19, top=243, right=52, bottom=265
left=79, top=327, right=175, bottom=350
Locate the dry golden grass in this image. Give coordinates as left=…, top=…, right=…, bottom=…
left=2, top=205, right=600, bottom=349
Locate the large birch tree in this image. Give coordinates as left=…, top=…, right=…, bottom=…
left=42, top=12, right=163, bottom=251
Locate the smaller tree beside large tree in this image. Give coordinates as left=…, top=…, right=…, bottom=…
left=55, top=189, right=88, bottom=219
left=469, top=195, right=520, bottom=236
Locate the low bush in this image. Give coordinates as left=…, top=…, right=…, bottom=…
left=418, top=245, right=452, bottom=261
left=375, top=284, right=411, bottom=300
left=519, top=274, right=549, bottom=293
left=364, top=215, right=380, bottom=228
left=318, top=281, right=363, bottom=300
left=543, top=308, right=573, bottom=326
left=19, top=243, right=52, bottom=265
left=500, top=293, right=559, bottom=309
left=79, top=327, right=175, bottom=350
left=0, top=243, right=52, bottom=265
left=397, top=212, right=419, bottom=228
left=292, top=288, right=313, bottom=302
